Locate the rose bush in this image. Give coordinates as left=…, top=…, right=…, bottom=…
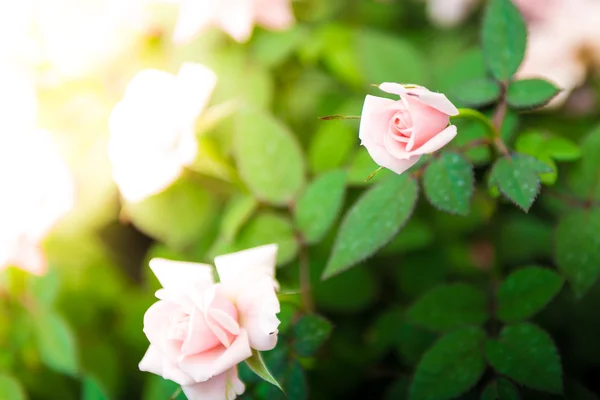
left=139, top=244, right=280, bottom=400
left=359, top=82, right=459, bottom=175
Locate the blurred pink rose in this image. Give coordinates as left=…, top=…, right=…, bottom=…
left=359, top=83, right=459, bottom=175
left=139, top=244, right=281, bottom=400
left=108, top=63, right=217, bottom=203
left=171, top=0, right=295, bottom=43
left=515, top=0, right=600, bottom=107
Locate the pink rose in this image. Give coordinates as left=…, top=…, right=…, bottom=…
left=139, top=244, right=281, bottom=400
left=359, top=83, right=459, bottom=175
left=108, top=63, right=217, bottom=202
left=170, top=0, right=295, bottom=44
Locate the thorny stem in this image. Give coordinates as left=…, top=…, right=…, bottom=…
left=453, top=105, right=511, bottom=159
left=491, top=99, right=511, bottom=159
left=453, top=108, right=497, bottom=136
left=288, top=202, right=314, bottom=312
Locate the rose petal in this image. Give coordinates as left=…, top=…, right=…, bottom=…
left=404, top=95, right=451, bottom=151
left=408, top=125, right=458, bottom=156
left=383, top=130, right=411, bottom=160
left=143, top=300, right=179, bottom=344
left=214, top=244, right=279, bottom=294
left=139, top=345, right=163, bottom=376
left=236, top=278, right=281, bottom=351
left=379, top=82, right=459, bottom=116
left=256, top=0, right=295, bottom=30
left=210, top=309, right=241, bottom=336
left=362, top=143, right=421, bottom=175
left=359, top=95, right=400, bottom=146
left=12, top=244, right=46, bottom=275
left=182, top=367, right=245, bottom=400
left=149, top=258, right=214, bottom=292
left=172, top=0, right=216, bottom=44
left=181, top=306, right=222, bottom=356
left=175, top=63, right=218, bottom=124
left=216, top=0, right=255, bottom=42
left=408, top=89, right=459, bottom=116
left=139, top=345, right=195, bottom=386
left=378, top=82, right=411, bottom=97
left=204, top=288, right=240, bottom=348
left=180, top=329, right=252, bottom=382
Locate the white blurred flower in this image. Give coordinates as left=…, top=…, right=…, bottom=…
left=168, top=0, right=295, bottom=44
left=0, top=0, right=152, bottom=80
left=424, top=0, right=479, bottom=28
left=0, top=66, right=75, bottom=275
left=108, top=63, right=217, bottom=203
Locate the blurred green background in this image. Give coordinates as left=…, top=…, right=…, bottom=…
left=2, top=0, right=600, bottom=399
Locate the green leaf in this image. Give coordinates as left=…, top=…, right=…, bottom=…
left=82, top=376, right=110, bottom=400
left=245, top=350, right=284, bottom=392
left=481, top=0, right=527, bottom=81
left=256, top=360, right=307, bottom=400
left=486, top=323, right=563, bottom=393
left=555, top=209, right=600, bottom=298
left=235, top=211, right=299, bottom=266
left=29, top=267, right=60, bottom=307
left=35, top=311, right=78, bottom=376
left=219, top=194, right=258, bottom=242
left=357, top=29, right=426, bottom=86
left=295, top=170, right=346, bottom=244
left=452, top=78, right=501, bottom=107
left=410, top=327, right=487, bottom=400
left=439, top=49, right=487, bottom=96
left=481, top=378, right=520, bottom=400
left=566, top=125, right=600, bottom=202
left=293, top=314, right=333, bottom=357
left=507, top=79, right=561, bottom=110
left=234, top=108, right=305, bottom=205
left=251, top=26, right=307, bottom=68
left=489, top=154, right=552, bottom=212
left=322, top=174, right=418, bottom=279
left=407, top=283, right=489, bottom=331
left=124, top=177, right=218, bottom=250
left=143, top=375, right=185, bottom=400
left=423, top=152, right=474, bottom=215
left=450, top=119, right=492, bottom=166
left=308, top=121, right=356, bottom=174
left=516, top=131, right=581, bottom=162
left=0, top=374, right=26, bottom=400
left=496, top=266, right=564, bottom=323
left=396, top=322, right=438, bottom=367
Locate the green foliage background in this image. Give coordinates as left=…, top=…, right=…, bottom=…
left=1, top=0, right=600, bottom=399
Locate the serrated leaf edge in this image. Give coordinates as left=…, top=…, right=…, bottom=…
left=321, top=175, right=419, bottom=280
